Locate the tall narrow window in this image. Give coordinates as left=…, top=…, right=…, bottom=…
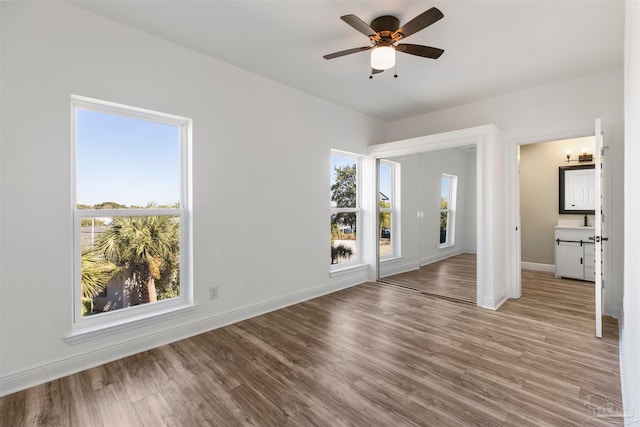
left=440, top=174, right=458, bottom=248
left=72, top=96, right=191, bottom=329
left=379, top=160, right=399, bottom=259
left=330, top=152, right=360, bottom=268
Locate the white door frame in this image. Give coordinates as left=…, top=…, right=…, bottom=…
left=370, top=124, right=508, bottom=310
left=508, top=128, right=612, bottom=315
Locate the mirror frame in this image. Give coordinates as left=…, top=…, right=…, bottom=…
left=558, top=164, right=596, bottom=214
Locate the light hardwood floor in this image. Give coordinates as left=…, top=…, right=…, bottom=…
left=380, top=253, right=477, bottom=303
left=0, top=271, right=621, bottom=426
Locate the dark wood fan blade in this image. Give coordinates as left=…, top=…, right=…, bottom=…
left=396, top=44, right=444, bottom=59
left=323, top=46, right=372, bottom=60
left=393, top=7, right=444, bottom=40
left=341, top=14, right=377, bottom=38
left=372, top=68, right=384, bottom=74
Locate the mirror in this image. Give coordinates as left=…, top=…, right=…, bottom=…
left=377, top=145, right=477, bottom=304
left=559, top=164, right=596, bottom=214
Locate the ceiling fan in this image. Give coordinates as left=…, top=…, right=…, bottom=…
left=323, top=7, right=444, bottom=78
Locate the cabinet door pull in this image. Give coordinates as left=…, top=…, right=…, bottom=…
left=580, top=257, right=583, bottom=265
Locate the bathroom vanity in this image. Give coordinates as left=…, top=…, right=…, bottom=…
left=554, top=225, right=595, bottom=282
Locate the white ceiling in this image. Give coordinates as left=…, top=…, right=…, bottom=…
left=71, top=0, right=624, bottom=122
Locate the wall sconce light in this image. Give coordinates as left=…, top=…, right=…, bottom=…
left=565, top=148, right=593, bottom=163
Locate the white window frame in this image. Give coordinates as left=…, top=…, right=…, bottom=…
left=69, top=95, right=193, bottom=342
left=379, top=159, right=401, bottom=260
left=440, top=173, right=458, bottom=249
left=330, top=150, right=361, bottom=271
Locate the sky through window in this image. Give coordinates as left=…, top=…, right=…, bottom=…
left=76, top=109, right=180, bottom=207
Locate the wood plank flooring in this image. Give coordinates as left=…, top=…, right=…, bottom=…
left=380, top=253, right=477, bottom=303
left=0, top=270, right=622, bottom=426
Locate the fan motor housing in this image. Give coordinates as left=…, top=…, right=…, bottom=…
left=370, top=15, right=400, bottom=33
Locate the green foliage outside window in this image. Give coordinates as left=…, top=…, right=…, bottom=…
left=440, top=198, right=448, bottom=230
left=331, top=164, right=357, bottom=238
left=379, top=200, right=391, bottom=233
left=80, top=203, right=181, bottom=316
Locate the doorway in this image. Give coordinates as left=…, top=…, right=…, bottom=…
left=513, top=130, right=613, bottom=338
left=519, top=136, right=597, bottom=274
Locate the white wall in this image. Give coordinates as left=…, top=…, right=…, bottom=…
left=386, top=69, right=624, bottom=144
left=0, top=2, right=385, bottom=394
left=0, top=0, right=3, bottom=344
left=463, top=151, right=477, bottom=252
left=385, top=68, right=625, bottom=318
left=622, top=0, right=640, bottom=423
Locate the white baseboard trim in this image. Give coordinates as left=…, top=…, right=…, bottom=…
left=379, top=259, right=419, bottom=277
left=420, top=249, right=464, bottom=267
left=381, top=250, right=470, bottom=277
left=494, top=291, right=508, bottom=310
left=617, top=311, right=635, bottom=425
left=618, top=312, right=625, bottom=410
left=481, top=288, right=508, bottom=311
left=607, top=306, right=621, bottom=320
left=521, top=261, right=555, bottom=273
left=0, top=274, right=365, bottom=397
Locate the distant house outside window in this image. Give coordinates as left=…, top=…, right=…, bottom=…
left=440, top=174, right=458, bottom=248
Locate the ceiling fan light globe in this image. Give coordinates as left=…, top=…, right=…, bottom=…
left=371, top=46, right=395, bottom=70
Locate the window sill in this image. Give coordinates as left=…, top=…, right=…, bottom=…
left=439, top=244, right=455, bottom=250
left=380, top=256, right=402, bottom=263
left=65, top=303, right=197, bottom=345
left=329, top=263, right=368, bottom=278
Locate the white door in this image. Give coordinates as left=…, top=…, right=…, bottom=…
left=594, top=118, right=603, bottom=338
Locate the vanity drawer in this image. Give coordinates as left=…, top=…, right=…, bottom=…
left=555, top=228, right=594, bottom=242
left=582, top=243, right=596, bottom=282
left=583, top=243, right=595, bottom=260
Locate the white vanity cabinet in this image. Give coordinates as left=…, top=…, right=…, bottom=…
left=554, top=226, right=595, bottom=282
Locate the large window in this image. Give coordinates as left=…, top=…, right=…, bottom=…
left=379, top=160, right=399, bottom=259
left=330, top=152, right=360, bottom=268
left=72, top=96, right=191, bottom=330
left=440, top=174, right=458, bottom=248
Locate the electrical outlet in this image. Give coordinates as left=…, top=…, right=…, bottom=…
left=209, top=286, right=218, bottom=300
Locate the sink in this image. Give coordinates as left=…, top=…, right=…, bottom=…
left=556, top=219, right=594, bottom=229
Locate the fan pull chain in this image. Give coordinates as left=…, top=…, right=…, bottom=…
left=368, top=64, right=398, bottom=79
